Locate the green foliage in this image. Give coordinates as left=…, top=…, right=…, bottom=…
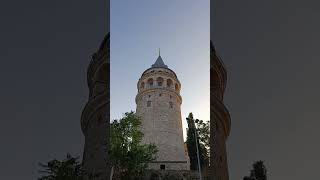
left=110, top=111, right=158, bottom=179
left=185, top=113, right=209, bottom=171
left=38, top=154, right=83, bottom=180
left=38, top=111, right=157, bottom=180
left=195, top=118, right=210, bottom=152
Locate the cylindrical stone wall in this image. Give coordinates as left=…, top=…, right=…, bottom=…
left=81, top=34, right=111, bottom=180
left=135, top=67, right=190, bottom=170
left=210, top=42, right=231, bottom=180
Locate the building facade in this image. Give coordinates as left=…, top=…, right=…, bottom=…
left=135, top=55, right=190, bottom=170
left=81, top=34, right=110, bottom=180
left=210, top=43, right=231, bottom=180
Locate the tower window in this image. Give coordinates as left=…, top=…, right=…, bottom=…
left=157, top=77, right=164, bottom=86
left=147, top=101, right=151, bottom=107
left=149, top=95, right=151, bottom=98
left=160, top=164, right=165, bottom=170
left=147, top=78, right=153, bottom=87
left=175, top=83, right=179, bottom=91
left=140, top=82, right=145, bottom=89
left=167, top=79, right=173, bottom=88
left=159, top=94, right=162, bottom=97
left=169, top=102, right=173, bottom=108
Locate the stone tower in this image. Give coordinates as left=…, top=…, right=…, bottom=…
left=135, top=54, right=190, bottom=170
left=81, top=34, right=110, bottom=180
left=210, top=43, right=231, bottom=180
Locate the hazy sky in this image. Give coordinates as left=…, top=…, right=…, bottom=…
left=111, top=0, right=210, bottom=138
left=214, top=0, right=320, bottom=179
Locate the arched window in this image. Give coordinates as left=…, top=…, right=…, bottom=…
left=175, top=83, right=179, bottom=91
left=167, top=79, right=173, bottom=88
left=169, top=102, right=173, bottom=108
left=140, top=82, right=145, bottom=89
left=147, top=101, right=152, bottom=107
left=147, top=78, right=153, bottom=87
left=157, top=77, right=164, bottom=86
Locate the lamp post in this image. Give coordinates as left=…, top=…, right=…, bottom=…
left=195, top=119, right=202, bottom=180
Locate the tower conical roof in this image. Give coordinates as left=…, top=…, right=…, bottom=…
left=151, top=55, right=168, bottom=68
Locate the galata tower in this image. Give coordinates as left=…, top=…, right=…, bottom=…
left=135, top=53, right=190, bottom=170
left=210, top=43, right=231, bottom=180
left=81, top=34, right=110, bottom=180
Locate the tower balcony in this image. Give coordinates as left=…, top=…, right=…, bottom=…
left=135, top=86, right=182, bottom=105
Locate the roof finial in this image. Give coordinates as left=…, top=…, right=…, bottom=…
left=152, top=49, right=168, bottom=68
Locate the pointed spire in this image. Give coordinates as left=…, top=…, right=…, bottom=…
left=151, top=49, right=168, bottom=68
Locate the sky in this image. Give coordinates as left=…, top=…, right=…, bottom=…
left=0, top=0, right=107, bottom=179
left=213, top=0, right=320, bottom=179
left=110, top=0, right=210, bottom=139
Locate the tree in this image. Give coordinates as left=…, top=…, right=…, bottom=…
left=253, top=161, right=267, bottom=180
left=38, top=111, right=157, bottom=180
left=110, top=111, right=158, bottom=179
left=195, top=118, right=210, bottom=153
left=185, top=113, right=209, bottom=171
left=243, top=160, right=267, bottom=180
left=38, top=154, right=83, bottom=180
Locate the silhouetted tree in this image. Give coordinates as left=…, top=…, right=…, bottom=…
left=185, top=113, right=209, bottom=171
left=253, top=161, right=267, bottom=180
left=38, top=154, right=83, bottom=180
left=243, top=160, right=267, bottom=180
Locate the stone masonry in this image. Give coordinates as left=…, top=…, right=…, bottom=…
left=135, top=55, right=190, bottom=170
left=81, top=34, right=110, bottom=180
left=210, top=42, right=231, bottom=180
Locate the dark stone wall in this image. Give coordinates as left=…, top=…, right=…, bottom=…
left=209, top=43, right=231, bottom=180
left=81, top=34, right=111, bottom=180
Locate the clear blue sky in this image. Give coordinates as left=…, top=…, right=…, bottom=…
left=110, top=0, right=210, bottom=138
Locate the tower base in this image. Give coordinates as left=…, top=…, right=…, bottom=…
left=148, top=161, right=190, bottom=171
left=142, top=170, right=200, bottom=180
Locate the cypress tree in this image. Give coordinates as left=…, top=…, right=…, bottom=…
left=185, top=113, right=209, bottom=171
